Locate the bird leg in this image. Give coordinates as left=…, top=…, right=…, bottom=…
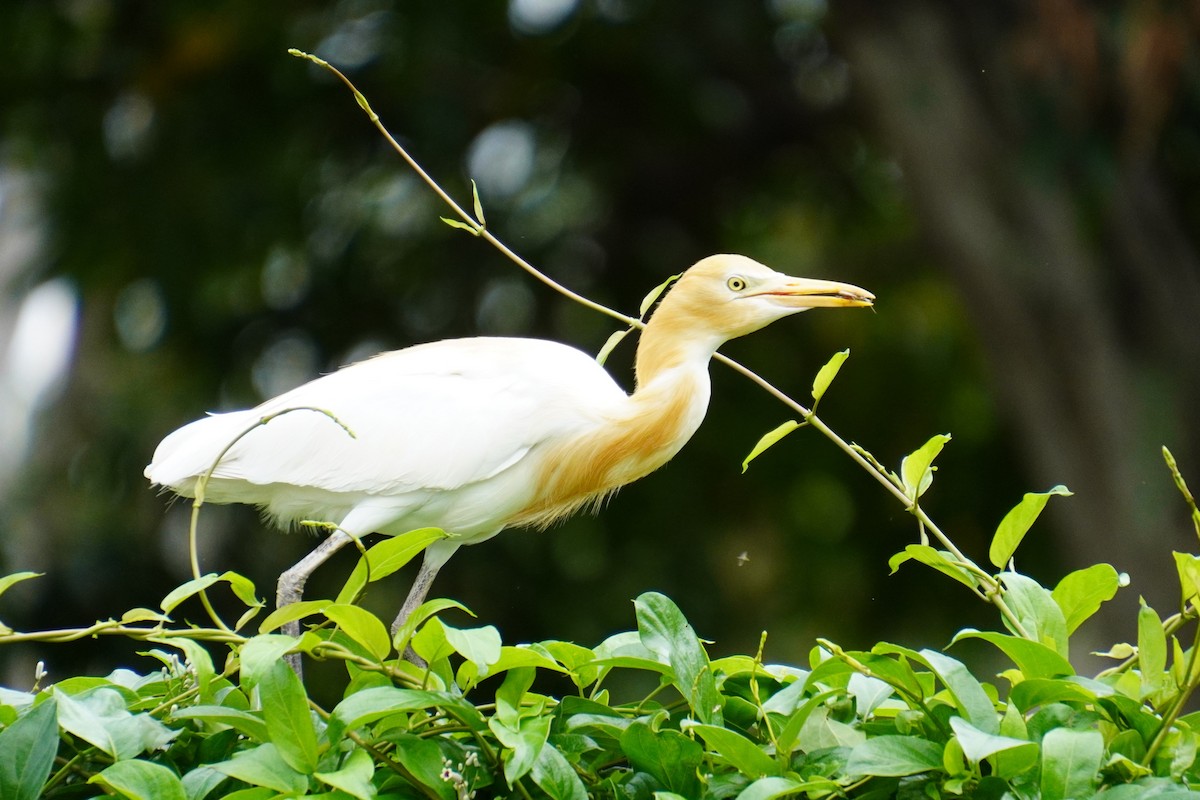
left=277, top=529, right=353, bottom=674
left=391, top=540, right=460, bottom=662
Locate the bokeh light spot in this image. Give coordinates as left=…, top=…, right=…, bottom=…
left=476, top=277, right=536, bottom=335
left=102, top=92, right=155, bottom=161
left=261, top=247, right=312, bottom=311
left=251, top=332, right=320, bottom=400
left=508, top=0, right=578, bottom=35
left=466, top=120, right=537, bottom=200
left=113, top=278, right=167, bottom=352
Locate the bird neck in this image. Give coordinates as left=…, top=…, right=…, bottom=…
left=507, top=308, right=718, bottom=530
left=633, top=296, right=724, bottom=389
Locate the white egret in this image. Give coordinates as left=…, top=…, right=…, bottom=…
left=146, top=254, right=873, bottom=643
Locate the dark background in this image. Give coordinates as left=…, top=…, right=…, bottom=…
left=1, top=1, right=1198, bottom=691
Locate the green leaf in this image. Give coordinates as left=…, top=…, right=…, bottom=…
left=813, top=647, right=924, bottom=699
left=873, top=644, right=998, bottom=734
left=1173, top=552, right=1200, bottom=610
left=735, top=777, right=827, bottom=800
left=328, top=686, right=487, bottom=743
left=1008, top=678, right=1103, bottom=712
left=336, top=528, right=446, bottom=604
left=54, top=688, right=177, bottom=760
left=0, top=572, right=42, bottom=600
left=440, top=216, right=481, bottom=235
left=635, top=592, right=722, bottom=725
left=159, top=573, right=221, bottom=614
left=999, top=572, right=1070, bottom=657
left=811, top=349, right=849, bottom=404
left=1051, top=563, right=1121, bottom=634
left=219, top=570, right=261, bottom=608
left=119, top=607, right=172, bottom=624
left=993, top=702, right=1038, bottom=778
left=899, top=433, right=952, bottom=502
left=470, top=178, right=486, bottom=227
left=919, top=648, right=999, bottom=735
left=210, top=743, right=309, bottom=795
left=489, top=715, right=552, bottom=786
left=213, top=788, right=278, bottom=800
left=495, top=667, right=535, bottom=727
left=741, top=420, right=801, bottom=473
left=847, top=672, right=894, bottom=717
left=760, top=678, right=808, bottom=717
left=324, top=603, right=392, bottom=661
left=442, top=621, right=503, bottom=673
left=484, top=645, right=569, bottom=677
left=620, top=722, right=703, bottom=796
left=542, top=640, right=600, bottom=687
left=386, top=733, right=454, bottom=800
left=147, top=636, right=216, bottom=701
left=530, top=743, right=587, bottom=800
left=169, top=705, right=269, bottom=742
left=595, top=328, right=631, bottom=366
left=412, top=616, right=455, bottom=665
left=951, top=629, right=1074, bottom=679
left=1093, top=642, right=1136, bottom=660
left=180, top=766, right=229, bottom=800
left=314, top=748, right=375, bottom=800
left=1152, top=725, right=1198, bottom=779
left=639, top=273, right=681, bottom=317
left=392, top=597, right=474, bottom=654
left=238, top=634, right=301, bottom=688
left=948, top=716, right=1036, bottom=765
left=257, top=599, right=332, bottom=634
left=689, top=723, right=780, bottom=778
left=258, top=660, right=318, bottom=774
left=796, top=704, right=865, bottom=751
left=1040, top=727, right=1102, bottom=800
left=775, top=688, right=844, bottom=755
left=989, top=485, right=1072, bottom=568
left=1138, top=597, right=1169, bottom=700
left=89, top=760, right=186, bottom=800
left=843, top=735, right=944, bottom=777
left=0, top=697, right=58, bottom=800
left=888, top=545, right=979, bottom=591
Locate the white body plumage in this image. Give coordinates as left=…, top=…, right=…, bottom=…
left=147, top=336, right=705, bottom=543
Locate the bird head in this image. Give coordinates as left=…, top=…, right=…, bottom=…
left=655, top=254, right=874, bottom=343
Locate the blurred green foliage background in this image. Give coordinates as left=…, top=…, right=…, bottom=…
left=1, top=0, right=1198, bottom=689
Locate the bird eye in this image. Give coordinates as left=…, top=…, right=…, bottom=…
left=727, top=276, right=747, bottom=292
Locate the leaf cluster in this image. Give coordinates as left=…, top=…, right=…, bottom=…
left=4, top=463, right=1200, bottom=800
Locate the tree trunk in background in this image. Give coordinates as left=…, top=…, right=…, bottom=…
left=834, top=0, right=1200, bottom=644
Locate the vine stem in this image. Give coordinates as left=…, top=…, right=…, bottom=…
left=289, top=49, right=1034, bottom=643
left=1145, top=613, right=1200, bottom=766
left=186, top=405, right=354, bottom=632
left=0, top=623, right=243, bottom=645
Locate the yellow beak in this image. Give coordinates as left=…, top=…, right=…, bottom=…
left=755, top=276, right=875, bottom=309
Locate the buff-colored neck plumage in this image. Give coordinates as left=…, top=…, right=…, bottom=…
left=510, top=268, right=727, bottom=529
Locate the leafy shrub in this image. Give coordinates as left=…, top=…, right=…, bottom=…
left=1, top=456, right=1199, bottom=800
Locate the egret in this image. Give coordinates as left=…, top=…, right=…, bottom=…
left=146, top=254, right=873, bottom=645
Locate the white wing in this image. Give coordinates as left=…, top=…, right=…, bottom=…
left=146, top=337, right=628, bottom=498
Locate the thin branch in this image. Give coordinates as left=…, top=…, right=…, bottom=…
left=287, top=49, right=1034, bottom=641
left=187, top=405, right=353, bottom=632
